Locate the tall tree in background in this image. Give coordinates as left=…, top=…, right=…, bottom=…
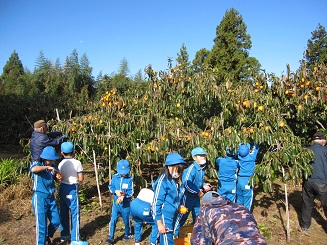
left=80, top=53, right=95, bottom=97
left=118, top=57, right=130, bottom=76
left=1, top=51, right=25, bottom=95
left=304, top=23, right=327, bottom=71
left=192, top=48, right=210, bottom=72
left=206, top=8, right=260, bottom=83
left=176, top=43, right=190, bottom=67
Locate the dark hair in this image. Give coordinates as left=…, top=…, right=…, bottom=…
left=159, top=164, right=184, bottom=181
left=62, top=152, right=74, bottom=157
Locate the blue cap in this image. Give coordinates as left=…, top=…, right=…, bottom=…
left=238, top=143, right=250, bottom=157
left=40, top=146, right=59, bottom=160
left=191, top=147, right=207, bottom=157
left=117, top=160, right=130, bottom=174
left=202, top=191, right=219, bottom=203
left=61, top=142, right=74, bottom=153
left=165, top=153, right=187, bottom=166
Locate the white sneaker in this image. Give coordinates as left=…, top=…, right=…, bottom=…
left=70, top=241, right=89, bottom=245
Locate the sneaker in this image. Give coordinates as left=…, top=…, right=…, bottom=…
left=105, top=237, right=114, bottom=244
left=135, top=239, right=141, bottom=245
left=61, top=235, right=71, bottom=242
left=45, top=237, right=52, bottom=245
left=302, top=227, right=309, bottom=235
left=70, top=241, right=89, bottom=245
left=123, top=235, right=132, bottom=241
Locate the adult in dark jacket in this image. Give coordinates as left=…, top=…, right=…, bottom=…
left=30, top=120, right=66, bottom=162
left=300, top=132, right=327, bottom=234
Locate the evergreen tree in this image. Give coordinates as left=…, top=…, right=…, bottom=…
left=192, top=48, right=210, bottom=72
left=176, top=43, right=190, bottom=67
left=134, top=69, right=144, bottom=83
left=118, top=57, right=130, bottom=76
left=304, top=23, right=327, bottom=70
left=80, top=53, right=95, bottom=96
left=35, top=50, right=48, bottom=71
left=206, top=8, right=260, bottom=82
left=2, top=51, right=25, bottom=95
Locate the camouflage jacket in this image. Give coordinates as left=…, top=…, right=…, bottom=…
left=190, top=196, right=266, bottom=245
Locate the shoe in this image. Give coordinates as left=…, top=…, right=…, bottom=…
left=301, top=227, right=309, bottom=235
left=70, top=241, right=89, bottom=245
left=123, top=235, right=132, bottom=241
left=105, top=237, right=114, bottom=244
left=61, top=235, right=71, bottom=242
left=45, top=236, right=52, bottom=245
left=135, top=239, right=141, bottom=245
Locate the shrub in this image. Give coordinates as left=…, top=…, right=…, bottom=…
left=0, top=158, right=21, bottom=187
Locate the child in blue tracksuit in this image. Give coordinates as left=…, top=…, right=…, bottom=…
left=106, top=160, right=134, bottom=244
left=174, top=147, right=211, bottom=236
left=30, top=146, right=62, bottom=245
left=130, top=188, right=158, bottom=245
left=236, top=142, right=259, bottom=210
left=216, top=148, right=239, bottom=202
left=153, top=153, right=187, bottom=245
left=58, top=142, right=88, bottom=245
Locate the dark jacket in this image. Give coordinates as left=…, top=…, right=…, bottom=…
left=30, top=131, right=63, bottom=162
left=307, top=142, right=327, bottom=184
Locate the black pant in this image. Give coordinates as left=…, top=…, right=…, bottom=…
left=301, top=181, right=327, bottom=229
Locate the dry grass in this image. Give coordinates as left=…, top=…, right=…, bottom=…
left=0, top=175, right=33, bottom=222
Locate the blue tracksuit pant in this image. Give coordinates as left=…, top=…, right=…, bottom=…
left=218, top=180, right=237, bottom=202
left=59, top=183, right=81, bottom=241
left=160, top=210, right=175, bottom=245
left=174, top=195, right=200, bottom=236
left=236, top=176, right=253, bottom=210
left=109, top=201, right=131, bottom=238
left=32, top=193, right=60, bottom=245
left=130, top=198, right=158, bottom=244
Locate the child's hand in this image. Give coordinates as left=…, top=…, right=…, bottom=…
left=115, top=190, right=123, bottom=196
left=47, top=166, right=56, bottom=172
left=198, top=189, right=204, bottom=197
left=55, top=172, right=62, bottom=181
left=157, top=222, right=166, bottom=234
left=116, top=196, right=124, bottom=204
left=203, top=183, right=212, bottom=192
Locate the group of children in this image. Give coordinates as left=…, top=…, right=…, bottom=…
left=30, top=120, right=88, bottom=245
left=216, top=142, right=259, bottom=210
left=106, top=149, right=212, bottom=245
left=107, top=143, right=259, bottom=245
left=29, top=119, right=259, bottom=245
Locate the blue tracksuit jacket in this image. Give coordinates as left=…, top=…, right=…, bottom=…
left=216, top=156, right=239, bottom=202
left=152, top=174, right=180, bottom=245
left=174, top=162, right=205, bottom=236
left=236, top=144, right=259, bottom=210
left=30, top=161, right=61, bottom=245
left=108, top=173, right=133, bottom=238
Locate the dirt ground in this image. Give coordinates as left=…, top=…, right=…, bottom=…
left=0, top=149, right=327, bottom=245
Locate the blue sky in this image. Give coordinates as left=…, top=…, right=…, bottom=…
left=1, top=0, right=326, bottom=78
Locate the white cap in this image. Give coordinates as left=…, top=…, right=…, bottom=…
left=137, top=188, right=154, bottom=204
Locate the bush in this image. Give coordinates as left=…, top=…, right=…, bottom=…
left=0, top=158, right=22, bottom=187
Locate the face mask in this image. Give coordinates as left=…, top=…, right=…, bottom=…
left=199, top=159, right=206, bottom=165
left=171, top=172, right=180, bottom=179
